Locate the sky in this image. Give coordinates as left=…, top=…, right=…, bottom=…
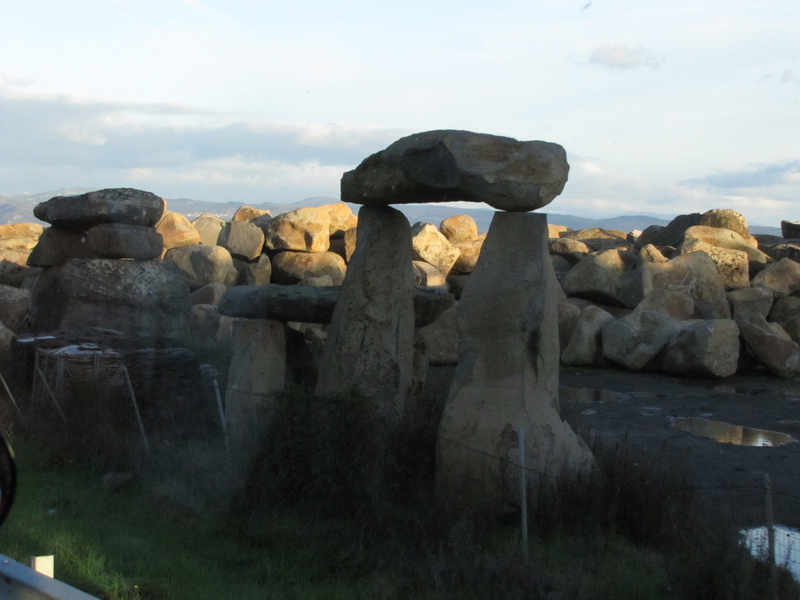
left=0, top=0, right=798, bottom=226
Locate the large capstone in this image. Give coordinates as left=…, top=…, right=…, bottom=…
left=437, top=212, right=593, bottom=514
left=315, top=205, right=416, bottom=423
left=33, top=188, right=165, bottom=230
left=341, top=130, right=569, bottom=212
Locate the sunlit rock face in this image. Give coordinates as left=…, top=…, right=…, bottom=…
left=341, top=130, right=569, bottom=212
left=437, top=212, right=593, bottom=514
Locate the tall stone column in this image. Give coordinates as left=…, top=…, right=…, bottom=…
left=436, top=212, right=593, bottom=513
left=315, top=205, right=415, bottom=424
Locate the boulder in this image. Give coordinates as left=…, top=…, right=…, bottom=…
left=27, top=227, right=95, bottom=267
left=417, top=304, right=458, bottom=365
left=342, top=130, right=570, bottom=212
left=680, top=225, right=769, bottom=265
left=437, top=211, right=593, bottom=512
left=297, top=275, right=334, bottom=287
left=635, top=225, right=665, bottom=249
left=638, top=244, right=668, bottom=263
left=0, top=223, right=44, bottom=239
left=33, top=188, right=165, bottom=229
left=759, top=240, right=800, bottom=262
left=0, top=284, right=30, bottom=332
left=0, top=256, right=30, bottom=288
left=0, top=322, right=13, bottom=360
left=634, top=289, right=695, bottom=320
left=232, top=205, right=270, bottom=222
left=238, top=254, right=272, bottom=286
left=659, top=319, right=740, bottom=378
left=191, top=213, right=225, bottom=246
left=768, top=295, right=800, bottom=344
left=739, top=315, right=800, bottom=378
left=549, top=238, right=590, bottom=264
left=679, top=240, right=750, bottom=289
left=218, top=221, right=266, bottom=261
left=781, top=220, right=800, bottom=239
left=439, top=214, right=478, bottom=245
left=557, top=301, right=582, bottom=353
left=728, top=287, right=774, bottom=324
left=751, top=258, right=800, bottom=298
left=156, top=211, right=200, bottom=250
left=413, top=261, right=447, bottom=288
left=164, top=244, right=238, bottom=289
left=24, top=259, right=190, bottom=344
left=551, top=255, right=573, bottom=282
left=190, top=304, right=222, bottom=339
left=601, top=310, right=682, bottom=371
left=561, top=305, right=614, bottom=366
left=319, top=203, right=358, bottom=236
left=0, top=237, right=39, bottom=251
left=548, top=224, right=570, bottom=238
left=315, top=205, right=416, bottom=423
left=343, top=227, right=357, bottom=262
left=411, top=222, right=461, bottom=277
left=560, top=228, right=630, bottom=252
left=271, top=251, right=347, bottom=286
left=189, top=282, right=228, bottom=306
left=561, top=248, right=638, bottom=306
left=451, top=238, right=484, bottom=274
left=86, top=223, right=164, bottom=260
left=264, top=207, right=331, bottom=252
left=699, top=209, right=751, bottom=241
left=652, top=213, right=703, bottom=247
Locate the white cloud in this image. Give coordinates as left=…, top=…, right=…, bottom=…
left=0, top=71, right=34, bottom=88
left=780, top=69, right=800, bottom=84
left=588, top=45, right=661, bottom=70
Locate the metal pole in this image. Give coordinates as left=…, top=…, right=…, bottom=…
left=121, top=366, right=150, bottom=458
left=35, top=365, right=67, bottom=425
left=0, top=370, right=22, bottom=418
left=764, top=472, right=777, bottom=600
left=519, top=428, right=528, bottom=564
left=212, top=378, right=231, bottom=458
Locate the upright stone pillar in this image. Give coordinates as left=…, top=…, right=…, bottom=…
left=436, top=212, right=593, bottom=512
left=315, top=205, right=415, bottom=423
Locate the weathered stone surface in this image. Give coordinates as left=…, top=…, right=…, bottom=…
left=271, top=251, right=347, bottom=286
left=446, top=274, right=469, bottom=300
left=679, top=240, right=750, bottom=289
left=759, top=240, right=800, bottom=262
left=232, top=205, right=271, bottom=222
left=638, top=244, right=668, bottom=263
left=343, top=227, right=357, bottom=262
left=0, top=256, right=30, bottom=287
left=192, top=213, right=225, bottom=246
left=190, top=303, right=222, bottom=338
left=0, top=322, right=13, bottom=360
left=557, top=301, right=582, bottom=353
left=315, top=205, right=416, bottom=423
left=548, top=238, right=590, bottom=264
left=33, top=188, right=165, bottom=230
left=700, top=209, right=750, bottom=240
left=551, top=255, right=573, bottom=282
left=439, top=214, right=478, bottom=245
left=768, top=295, right=800, bottom=344
left=781, top=220, right=800, bottom=239
left=27, top=227, right=95, bottom=267
left=602, top=310, right=682, bottom=371
left=561, top=248, right=638, bottom=306
left=156, top=211, right=201, bottom=250
left=218, top=221, right=266, bottom=261
left=653, top=213, right=703, bottom=247
left=548, top=224, right=570, bottom=238
left=728, top=287, right=774, bottom=324
left=413, top=261, right=447, bottom=288
left=225, top=319, right=286, bottom=462
left=264, top=207, right=331, bottom=252
left=417, top=304, right=458, bottom=365
left=0, top=223, right=44, bottom=239
left=239, top=254, right=272, bottom=286
left=739, top=315, right=800, bottom=378
left=342, top=130, right=570, bottom=212
left=634, top=289, right=695, bottom=320
left=189, top=282, right=228, bottom=306
left=635, top=225, right=665, bottom=249
left=411, top=222, right=461, bottom=277
left=297, top=274, right=334, bottom=287
left=560, top=228, right=630, bottom=253
left=0, top=284, right=30, bottom=332
left=751, top=258, right=800, bottom=298
left=681, top=226, right=768, bottom=265
left=659, top=319, right=740, bottom=378
left=164, top=244, right=238, bottom=289
left=437, top=212, right=593, bottom=512
left=219, top=283, right=453, bottom=327
left=0, top=237, right=39, bottom=251
left=319, top=203, right=358, bottom=236
left=561, top=305, right=614, bottom=366
left=451, top=238, right=483, bottom=274
left=86, top=223, right=164, bottom=260
left=24, top=259, right=190, bottom=343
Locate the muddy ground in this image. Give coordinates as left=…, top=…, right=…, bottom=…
left=560, top=366, right=800, bottom=531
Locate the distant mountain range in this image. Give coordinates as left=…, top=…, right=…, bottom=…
left=0, top=188, right=782, bottom=237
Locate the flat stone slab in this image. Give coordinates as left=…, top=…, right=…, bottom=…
left=34, top=188, right=166, bottom=230
left=341, top=130, right=569, bottom=212
left=219, top=283, right=454, bottom=327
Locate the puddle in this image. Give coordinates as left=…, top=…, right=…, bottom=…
left=742, top=526, right=800, bottom=580
left=559, top=387, right=628, bottom=403
left=671, top=417, right=796, bottom=447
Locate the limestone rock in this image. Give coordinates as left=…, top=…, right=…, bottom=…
left=342, top=130, right=570, bottom=212
left=411, top=222, right=461, bottom=277
left=699, top=209, right=750, bottom=240
left=437, top=212, right=592, bottom=512
left=319, top=203, right=358, bottom=236
left=218, top=221, right=266, bottom=261
left=25, top=259, right=190, bottom=344
left=560, top=228, right=630, bottom=252
left=639, top=244, right=668, bottom=263
left=33, top=188, right=165, bottom=230
left=315, top=205, right=416, bottom=423
left=451, top=238, right=484, bottom=275
left=232, top=205, right=270, bottom=222
left=751, top=258, right=800, bottom=298
left=192, top=213, right=225, bottom=246
left=680, top=226, right=768, bottom=265
left=679, top=240, right=750, bottom=289
left=156, top=211, right=200, bottom=251
left=413, top=261, right=447, bottom=288
left=561, top=248, right=638, bottom=306
left=439, top=214, right=478, bottom=245
left=271, top=251, right=346, bottom=286
left=728, top=287, right=774, bottom=324
left=549, top=237, right=590, bottom=264
left=561, top=305, right=614, bottom=366
left=164, top=244, right=238, bottom=289
left=189, top=282, right=227, bottom=306
left=739, top=315, right=800, bottom=378
left=602, top=310, right=682, bottom=371
left=634, top=289, right=695, bottom=320
left=86, top=223, right=164, bottom=260
left=239, top=254, right=272, bottom=286
left=0, top=284, right=30, bottom=332
left=659, top=319, right=740, bottom=378
left=27, top=227, right=95, bottom=267
left=264, top=207, right=331, bottom=252
left=548, top=224, right=570, bottom=238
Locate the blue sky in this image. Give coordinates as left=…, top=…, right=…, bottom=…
left=1, top=0, right=798, bottom=225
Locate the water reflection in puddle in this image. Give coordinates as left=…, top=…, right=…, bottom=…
left=742, top=526, right=800, bottom=580
left=671, top=417, right=796, bottom=447
left=559, top=387, right=626, bottom=403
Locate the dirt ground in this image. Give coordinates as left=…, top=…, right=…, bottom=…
left=559, top=366, right=800, bottom=531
